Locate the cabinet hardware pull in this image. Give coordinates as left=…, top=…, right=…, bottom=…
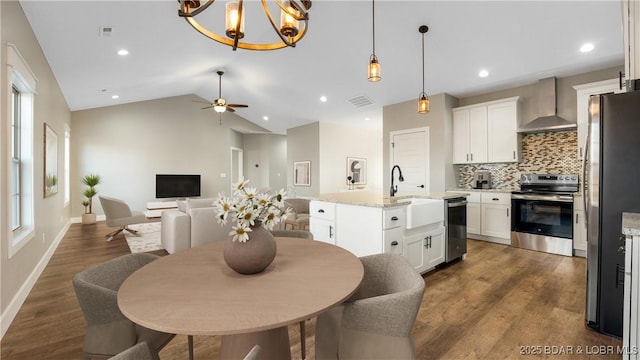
left=467, top=154, right=469, bottom=161
left=470, top=153, right=473, bottom=161
left=576, top=213, right=578, bottom=223
left=391, top=241, right=398, bottom=246
left=329, top=225, right=333, bottom=238
left=391, top=216, right=399, bottom=221
left=579, top=147, right=583, bottom=158
left=492, top=198, right=499, bottom=201
left=318, top=209, right=325, bottom=213
left=507, top=208, right=509, bottom=217
left=513, top=150, right=516, bottom=159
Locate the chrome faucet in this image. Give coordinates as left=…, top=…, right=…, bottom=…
left=390, top=165, right=405, bottom=197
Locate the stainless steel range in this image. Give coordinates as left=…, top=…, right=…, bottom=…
left=511, top=174, right=579, bottom=256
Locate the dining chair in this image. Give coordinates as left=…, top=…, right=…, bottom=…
left=98, top=196, right=147, bottom=241
left=109, top=342, right=158, bottom=360
left=270, top=228, right=313, bottom=359
left=73, top=253, right=176, bottom=360
left=283, top=199, right=310, bottom=230
left=315, top=253, right=426, bottom=360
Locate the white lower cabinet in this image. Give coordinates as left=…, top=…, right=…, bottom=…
left=467, top=202, right=482, bottom=235
left=573, top=195, right=587, bottom=256
left=403, top=225, right=445, bottom=274
left=309, top=201, right=336, bottom=245
left=481, top=203, right=511, bottom=239
left=464, top=191, right=512, bottom=244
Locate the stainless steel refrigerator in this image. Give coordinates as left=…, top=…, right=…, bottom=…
left=585, top=90, right=640, bottom=338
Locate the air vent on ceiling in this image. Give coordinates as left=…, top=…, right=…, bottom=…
left=99, top=26, right=113, bottom=37
left=347, top=95, right=374, bottom=108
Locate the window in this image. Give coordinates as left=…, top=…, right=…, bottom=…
left=7, top=44, right=37, bottom=257
left=11, top=86, right=22, bottom=230
left=64, top=127, right=70, bottom=206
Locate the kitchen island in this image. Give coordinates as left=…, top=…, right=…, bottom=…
left=308, top=191, right=469, bottom=273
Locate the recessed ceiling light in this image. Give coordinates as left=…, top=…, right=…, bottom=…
left=117, top=49, right=129, bottom=56
left=364, top=117, right=370, bottom=121
left=111, top=95, right=119, bottom=99
left=320, top=96, right=328, bottom=103
left=478, top=69, right=489, bottom=78
left=580, top=43, right=594, bottom=53
left=263, top=116, right=269, bottom=121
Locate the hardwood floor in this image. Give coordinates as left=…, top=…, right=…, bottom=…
left=1, top=221, right=622, bottom=359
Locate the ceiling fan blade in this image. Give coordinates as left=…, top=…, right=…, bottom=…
left=226, top=106, right=236, bottom=113
left=227, top=104, right=248, bottom=108
left=201, top=105, right=215, bottom=110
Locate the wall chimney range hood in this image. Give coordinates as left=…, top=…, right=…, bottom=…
left=517, top=77, right=576, bottom=133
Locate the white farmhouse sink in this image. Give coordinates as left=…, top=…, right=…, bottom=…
left=405, top=198, right=444, bottom=229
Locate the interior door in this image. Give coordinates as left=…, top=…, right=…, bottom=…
left=390, top=128, right=429, bottom=193
left=230, top=147, right=243, bottom=193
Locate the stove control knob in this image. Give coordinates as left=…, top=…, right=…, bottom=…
left=559, top=176, right=564, bottom=180
left=572, top=176, right=577, bottom=181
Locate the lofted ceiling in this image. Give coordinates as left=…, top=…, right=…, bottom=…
left=20, top=1, right=624, bottom=134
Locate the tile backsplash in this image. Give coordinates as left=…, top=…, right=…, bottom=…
left=457, top=130, right=580, bottom=189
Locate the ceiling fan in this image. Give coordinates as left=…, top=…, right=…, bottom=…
left=196, top=70, right=248, bottom=123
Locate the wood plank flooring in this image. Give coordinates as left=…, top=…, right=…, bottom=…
left=1, top=221, right=622, bottom=359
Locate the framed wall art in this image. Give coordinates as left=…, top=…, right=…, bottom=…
left=44, top=123, right=58, bottom=197
left=346, top=157, right=366, bottom=185
left=293, top=161, right=311, bottom=186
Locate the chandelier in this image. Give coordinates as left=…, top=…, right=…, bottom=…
left=178, top=0, right=312, bottom=51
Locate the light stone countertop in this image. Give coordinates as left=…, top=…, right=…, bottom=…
left=446, top=187, right=517, bottom=194
left=623, top=212, right=640, bottom=236
left=309, top=190, right=471, bottom=208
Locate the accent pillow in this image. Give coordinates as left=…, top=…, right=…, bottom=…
left=185, top=198, right=216, bottom=212
left=176, top=200, right=187, bottom=212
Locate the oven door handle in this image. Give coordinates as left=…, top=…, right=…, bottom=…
left=511, top=194, right=574, bottom=202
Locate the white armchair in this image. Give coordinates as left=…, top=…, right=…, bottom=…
left=161, top=198, right=233, bottom=254
left=99, top=196, right=147, bottom=242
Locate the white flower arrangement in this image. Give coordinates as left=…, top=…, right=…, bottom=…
left=214, top=178, right=290, bottom=243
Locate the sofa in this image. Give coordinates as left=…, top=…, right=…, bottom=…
left=161, top=198, right=234, bottom=254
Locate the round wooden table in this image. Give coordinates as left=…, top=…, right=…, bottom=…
left=117, top=238, right=364, bottom=359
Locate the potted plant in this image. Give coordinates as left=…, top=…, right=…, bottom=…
left=81, top=174, right=101, bottom=224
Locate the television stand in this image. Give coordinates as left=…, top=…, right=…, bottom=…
left=145, top=201, right=178, bottom=218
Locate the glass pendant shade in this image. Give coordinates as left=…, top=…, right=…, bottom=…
left=214, top=105, right=226, bottom=113
left=418, top=93, right=430, bottom=114
left=280, top=1, right=300, bottom=37
left=368, top=55, right=381, bottom=82
left=225, top=1, right=245, bottom=39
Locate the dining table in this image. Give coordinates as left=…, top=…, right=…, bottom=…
left=117, top=237, right=364, bottom=359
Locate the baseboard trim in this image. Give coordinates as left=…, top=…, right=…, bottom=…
left=1, top=221, right=71, bottom=340
left=70, top=214, right=106, bottom=224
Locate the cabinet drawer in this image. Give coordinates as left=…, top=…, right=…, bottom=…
left=309, top=201, right=335, bottom=220
left=467, top=191, right=481, bottom=203
left=383, top=207, right=405, bottom=229
left=481, top=192, right=510, bottom=205
left=384, top=227, right=404, bottom=255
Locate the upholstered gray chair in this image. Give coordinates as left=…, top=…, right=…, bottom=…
left=315, top=253, right=425, bottom=360
left=271, top=228, right=313, bottom=359
left=99, top=196, right=147, bottom=241
left=73, top=253, right=175, bottom=360
left=110, top=342, right=158, bottom=360
left=270, top=229, right=314, bottom=240
left=243, top=345, right=262, bottom=360
left=283, top=199, right=310, bottom=230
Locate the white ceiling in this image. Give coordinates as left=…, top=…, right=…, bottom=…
left=20, top=1, right=624, bottom=134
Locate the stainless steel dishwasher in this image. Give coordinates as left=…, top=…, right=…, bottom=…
left=445, top=197, right=467, bottom=262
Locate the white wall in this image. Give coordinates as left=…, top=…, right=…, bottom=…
left=319, top=122, right=383, bottom=193
left=71, top=94, right=269, bottom=216
left=243, top=134, right=287, bottom=192
left=1, top=0, right=71, bottom=336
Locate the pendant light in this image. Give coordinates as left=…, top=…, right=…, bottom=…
left=418, top=25, right=430, bottom=114
left=367, top=0, right=381, bottom=82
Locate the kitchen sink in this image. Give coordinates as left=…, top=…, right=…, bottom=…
left=405, top=198, right=444, bottom=229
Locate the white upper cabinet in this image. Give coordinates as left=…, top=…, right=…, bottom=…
left=573, top=79, right=622, bottom=162
left=487, top=100, right=520, bottom=162
left=452, top=97, right=520, bottom=164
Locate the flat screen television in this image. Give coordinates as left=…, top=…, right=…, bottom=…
left=155, top=174, right=201, bottom=199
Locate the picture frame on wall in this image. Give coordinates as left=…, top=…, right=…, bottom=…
left=44, top=123, right=58, bottom=197
left=346, top=157, right=366, bottom=185
left=293, top=161, right=311, bottom=186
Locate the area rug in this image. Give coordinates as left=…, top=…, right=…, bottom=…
left=124, top=222, right=163, bottom=253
